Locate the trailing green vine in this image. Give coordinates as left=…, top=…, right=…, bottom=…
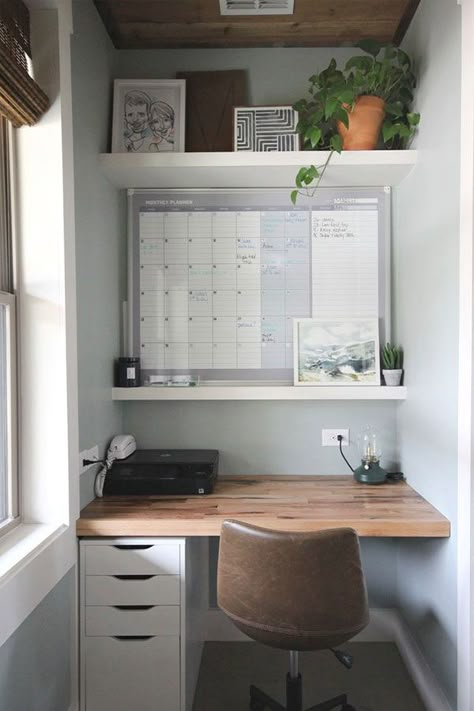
left=291, top=39, right=420, bottom=203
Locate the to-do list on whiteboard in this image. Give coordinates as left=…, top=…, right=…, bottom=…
left=129, top=189, right=389, bottom=381
left=312, top=199, right=379, bottom=319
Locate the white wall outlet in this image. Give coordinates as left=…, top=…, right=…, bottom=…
left=321, top=429, right=350, bottom=447
left=79, top=445, right=100, bottom=476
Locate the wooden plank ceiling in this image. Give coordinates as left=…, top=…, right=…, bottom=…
left=92, top=0, right=420, bottom=50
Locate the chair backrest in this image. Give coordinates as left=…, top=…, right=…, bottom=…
left=217, top=520, right=369, bottom=651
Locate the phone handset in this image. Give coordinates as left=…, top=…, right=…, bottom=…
left=94, top=434, right=137, bottom=498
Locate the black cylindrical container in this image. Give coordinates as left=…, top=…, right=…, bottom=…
left=116, top=357, right=140, bottom=387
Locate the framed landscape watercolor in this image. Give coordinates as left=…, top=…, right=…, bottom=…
left=111, top=79, right=186, bottom=153
left=293, top=319, right=380, bottom=386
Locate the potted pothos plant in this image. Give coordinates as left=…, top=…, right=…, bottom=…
left=381, top=342, right=404, bottom=386
left=291, top=39, right=420, bottom=204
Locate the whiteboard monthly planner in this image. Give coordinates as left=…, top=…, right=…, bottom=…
left=128, top=189, right=389, bottom=382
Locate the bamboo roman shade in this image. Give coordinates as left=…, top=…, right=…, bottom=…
left=0, top=117, right=13, bottom=293
left=0, top=0, right=49, bottom=127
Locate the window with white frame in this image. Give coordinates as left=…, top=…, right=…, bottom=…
left=0, top=0, right=49, bottom=536
left=0, top=115, right=18, bottom=533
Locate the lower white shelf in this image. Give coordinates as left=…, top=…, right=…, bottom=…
left=112, top=386, right=407, bottom=401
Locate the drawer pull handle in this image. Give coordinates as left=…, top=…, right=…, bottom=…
left=113, top=575, right=155, bottom=581
left=113, top=636, right=154, bottom=641
left=113, top=605, right=154, bottom=611
left=113, top=544, right=153, bottom=550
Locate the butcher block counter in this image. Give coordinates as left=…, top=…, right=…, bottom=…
left=77, top=475, right=450, bottom=538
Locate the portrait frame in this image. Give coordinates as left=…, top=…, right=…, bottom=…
left=111, top=79, right=186, bottom=154
left=293, top=318, right=381, bottom=386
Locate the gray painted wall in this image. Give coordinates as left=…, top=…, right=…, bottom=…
left=124, top=401, right=399, bottom=475
left=116, top=47, right=358, bottom=107
left=124, top=395, right=400, bottom=609
left=116, top=44, right=401, bottom=480
left=208, top=534, right=397, bottom=609
left=71, top=5, right=460, bottom=700
left=5, top=4, right=460, bottom=711
left=0, top=569, right=74, bottom=711
left=72, top=0, right=125, bottom=511
left=395, top=0, right=461, bottom=705
left=118, top=44, right=401, bottom=607
left=0, top=5, right=123, bottom=710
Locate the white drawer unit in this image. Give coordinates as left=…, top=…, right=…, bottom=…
left=80, top=537, right=207, bottom=711
left=85, top=542, right=180, bottom=575
left=84, top=636, right=180, bottom=711
left=85, top=574, right=180, bottom=606
left=85, top=604, right=180, bottom=636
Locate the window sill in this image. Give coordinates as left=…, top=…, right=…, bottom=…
left=0, top=522, right=66, bottom=581
left=0, top=522, right=76, bottom=646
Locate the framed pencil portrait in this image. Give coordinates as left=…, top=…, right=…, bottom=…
left=111, top=79, right=186, bottom=153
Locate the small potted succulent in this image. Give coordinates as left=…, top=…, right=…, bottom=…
left=291, top=39, right=420, bottom=204
left=381, top=343, right=403, bottom=386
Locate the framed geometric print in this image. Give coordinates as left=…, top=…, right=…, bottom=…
left=234, top=106, right=299, bottom=151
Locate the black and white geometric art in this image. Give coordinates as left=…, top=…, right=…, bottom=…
left=234, top=106, right=299, bottom=151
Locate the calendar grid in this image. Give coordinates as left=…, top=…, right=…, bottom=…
left=139, top=209, right=313, bottom=371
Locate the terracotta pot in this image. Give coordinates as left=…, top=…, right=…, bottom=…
left=337, top=95, right=385, bottom=150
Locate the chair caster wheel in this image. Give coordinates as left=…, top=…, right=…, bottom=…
left=250, top=700, right=265, bottom=711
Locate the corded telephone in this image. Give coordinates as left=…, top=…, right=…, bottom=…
left=94, top=434, right=137, bottom=498
left=108, top=434, right=137, bottom=460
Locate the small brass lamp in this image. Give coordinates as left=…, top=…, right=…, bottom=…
left=354, top=427, right=387, bottom=485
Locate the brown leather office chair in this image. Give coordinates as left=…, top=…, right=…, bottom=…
left=217, top=521, right=369, bottom=711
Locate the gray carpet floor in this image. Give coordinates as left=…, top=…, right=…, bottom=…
left=193, top=642, right=426, bottom=711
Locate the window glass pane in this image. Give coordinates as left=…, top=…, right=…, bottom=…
left=0, top=303, right=8, bottom=524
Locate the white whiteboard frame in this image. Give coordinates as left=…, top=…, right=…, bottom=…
left=126, top=188, right=391, bottom=381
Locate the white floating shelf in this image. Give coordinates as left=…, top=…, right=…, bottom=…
left=99, top=150, right=416, bottom=190
left=112, top=386, right=407, bottom=401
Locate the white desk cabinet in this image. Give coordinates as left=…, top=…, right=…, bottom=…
left=80, top=537, right=206, bottom=711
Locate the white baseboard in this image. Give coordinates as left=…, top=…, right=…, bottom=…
left=381, top=609, right=453, bottom=711
left=204, top=607, right=453, bottom=711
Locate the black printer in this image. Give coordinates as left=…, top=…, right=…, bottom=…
left=103, top=449, right=219, bottom=496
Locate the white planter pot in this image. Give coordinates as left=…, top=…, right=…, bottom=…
left=382, top=369, right=403, bottom=386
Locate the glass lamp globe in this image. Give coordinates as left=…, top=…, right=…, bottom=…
left=359, top=428, right=382, bottom=465
left=354, top=426, right=387, bottom=485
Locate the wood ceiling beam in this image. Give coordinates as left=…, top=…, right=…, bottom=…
left=93, top=0, right=421, bottom=49
left=116, top=22, right=398, bottom=50
left=393, top=0, right=421, bottom=46
left=95, top=0, right=408, bottom=25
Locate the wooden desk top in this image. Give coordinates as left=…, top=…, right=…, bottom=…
left=77, top=475, right=450, bottom=538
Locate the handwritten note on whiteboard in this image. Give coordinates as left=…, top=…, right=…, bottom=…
left=130, top=189, right=389, bottom=380
left=312, top=202, right=379, bottom=319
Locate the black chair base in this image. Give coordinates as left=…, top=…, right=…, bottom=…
left=249, top=672, right=356, bottom=711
